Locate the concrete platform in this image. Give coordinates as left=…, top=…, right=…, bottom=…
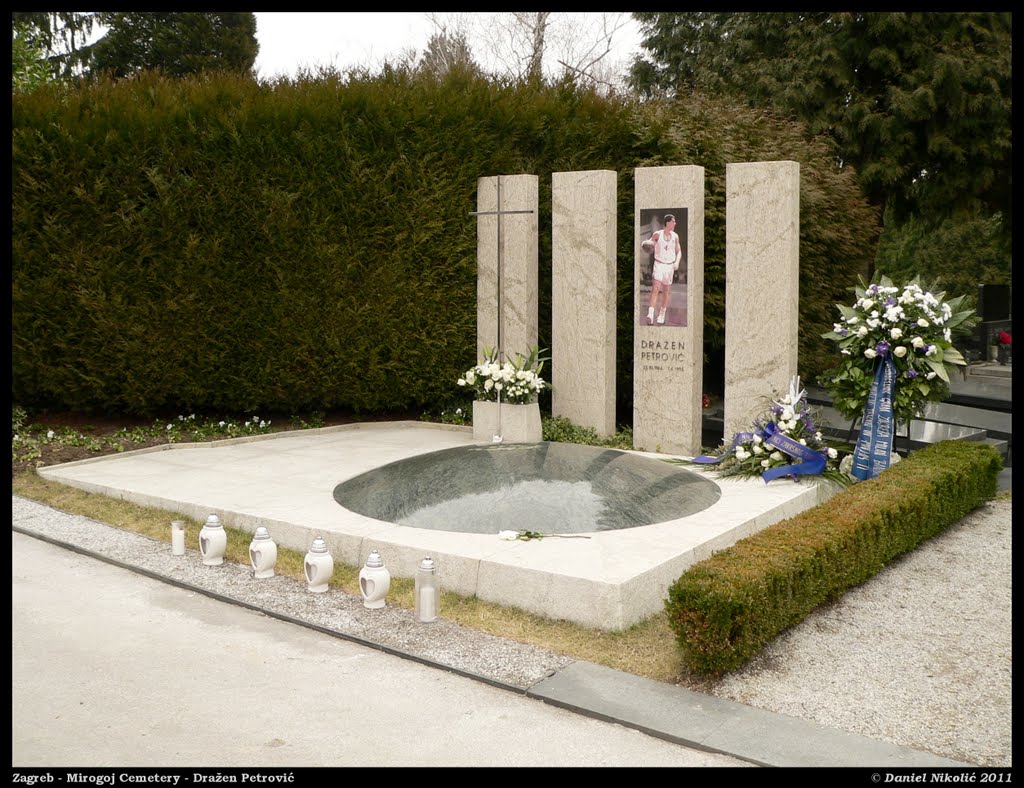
left=36, top=421, right=839, bottom=631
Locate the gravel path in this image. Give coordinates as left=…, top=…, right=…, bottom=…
left=709, top=498, right=1012, bottom=766
left=11, top=494, right=1012, bottom=766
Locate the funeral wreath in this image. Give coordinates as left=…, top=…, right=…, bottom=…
left=818, top=276, right=978, bottom=425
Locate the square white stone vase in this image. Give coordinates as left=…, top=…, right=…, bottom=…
left=472, top=400, right=542, bottom=443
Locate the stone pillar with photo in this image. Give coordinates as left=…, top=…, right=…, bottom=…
left=476, top=174, right=539, bottom=361
left=633, top=165, right=705, bottom=456
left=551, top=169, right=617, bottom=436
left=723, top=161, right=800, bottom=440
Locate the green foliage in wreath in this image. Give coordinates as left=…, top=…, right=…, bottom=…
left=818, top=276, right=979, bottom=424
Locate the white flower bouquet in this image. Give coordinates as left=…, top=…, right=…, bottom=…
left=673, top=377, right=850, bottom=485
left=819, top=276, right=978, bottom=424
left=457, top=345, right=548, bottom=405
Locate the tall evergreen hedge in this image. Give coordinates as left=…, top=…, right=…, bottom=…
left=12, top=68, right=877, bottom=418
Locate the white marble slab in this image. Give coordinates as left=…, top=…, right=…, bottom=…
left=38, top=423, right=838, bottom=631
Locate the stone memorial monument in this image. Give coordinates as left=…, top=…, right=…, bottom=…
left=551, top=169, right=617, bottom=436
left=723, top=161, right=800, bottom=440
left=632, top=165, right=705, bottom=455
left=475, top=174, right=539, bottom=360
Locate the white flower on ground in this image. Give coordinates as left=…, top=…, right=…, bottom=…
left=46, top=429, right=55, bottom=439
left=498, top=530, right=519, bottom=541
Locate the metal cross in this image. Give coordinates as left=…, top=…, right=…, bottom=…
left=468, top=175, right=534, bottom=364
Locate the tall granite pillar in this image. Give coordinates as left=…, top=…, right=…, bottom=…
left=476, top=174, right=539, bottom=361
left=723, top=161, right=800, bottom=440
left=551, top=170, right=617, bottom=436
left=633, top=165, right=705, bottom=455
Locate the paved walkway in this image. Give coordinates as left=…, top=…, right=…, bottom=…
left=12, top=530, right=748, bottom=768
left=13, top=492, right=977, bottom=769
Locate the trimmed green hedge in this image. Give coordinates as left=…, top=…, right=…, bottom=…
left=665, top=440, right=1002, bottom=676
left=13, top=68, right=877, bottom=418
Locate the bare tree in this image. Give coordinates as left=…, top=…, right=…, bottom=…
left=466, top=12, right=633, bottom=90
left=418, top=13, right=479, bottom=76
left=410, top=12, right=636, bottom=90
left=552, top=12, right=635, bottom=92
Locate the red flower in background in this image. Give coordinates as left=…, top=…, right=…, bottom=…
left=702, top=393, right=711, bottom=409
left=997, top=331, right=1012, bottom=346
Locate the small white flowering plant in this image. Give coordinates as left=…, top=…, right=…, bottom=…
left=819, top=276, right=978, bottom=424
left=674, top=377, right=849, bottom=485
left=457, top=345, right=548, bottom=405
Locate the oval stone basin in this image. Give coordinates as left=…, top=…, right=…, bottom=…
left=332, top=441, right=721, bottom=535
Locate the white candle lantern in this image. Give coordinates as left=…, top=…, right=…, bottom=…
left=170, top=520, right=186, bottom=556
left=415, top=556, right=438, bottom=623
left=304, top=536, right=333, bottom=593
left=358, top=549, right=391, bottom=609
left=249, top=526, right=277, bottom=579
left=199, top=514, right=226, bottom=566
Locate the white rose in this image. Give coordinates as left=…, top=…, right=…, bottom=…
left=918, top=318, right=929, bottom=327
left=890, top=327, right=902, bottom=339
left=781, top=406, right=795, bottom=421
left=761, top=459, right=771, bottom=468
left=893, top=346, right=908, bottom=358
left=827, top=447, right=838, bottom=459
left=770, top=451, right=784, bottom=461
left=864, top=348, right=877, bottom=359
left=752, top=434, right=762, bottom=444
left=911, top=337, right=925, bottom=349
left=457, top=378, right=466, bottom=386
left=753, top=445, right=764, bottom=455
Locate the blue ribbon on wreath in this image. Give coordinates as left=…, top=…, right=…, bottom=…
left=759, top=422, right=828, bottom=483
left=690, top=431, right=755, bottom=464
left=692, top=423, right=828, bottom=484
left=850, top=353, right=896, bottom=481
